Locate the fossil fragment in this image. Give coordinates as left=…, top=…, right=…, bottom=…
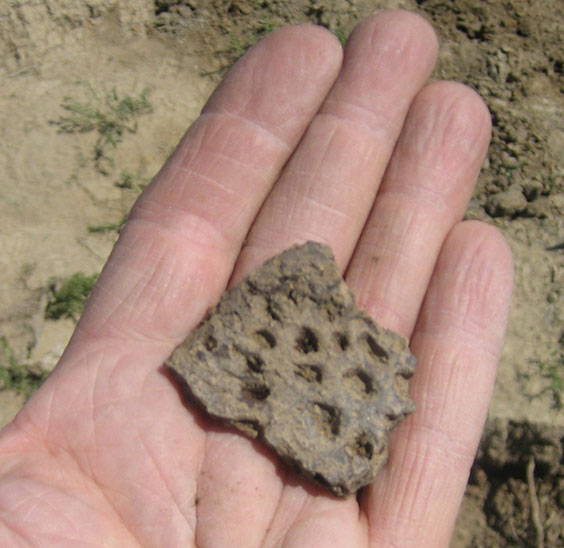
left=167, top=241, right=416, bottom=496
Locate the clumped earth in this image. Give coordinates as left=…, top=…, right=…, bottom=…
left=462, top=419, right=564, bottom=547
left=168, top=242, right=416, bottom=497
left=0, top=1, right=562, bottom=546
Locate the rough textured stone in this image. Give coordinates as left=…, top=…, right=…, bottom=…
left=167, top=242, right=416, bottom=497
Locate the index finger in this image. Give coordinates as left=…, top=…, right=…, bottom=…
left=67, top=26, right=343, bottom=364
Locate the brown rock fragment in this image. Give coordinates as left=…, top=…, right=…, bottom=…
left=167, top=242, right=416, bottom=497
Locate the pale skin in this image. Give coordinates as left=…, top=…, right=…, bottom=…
left=0, top=10, right=513, bottom=548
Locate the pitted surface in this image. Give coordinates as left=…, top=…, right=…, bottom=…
left=168, top=242, right=416, bottom=496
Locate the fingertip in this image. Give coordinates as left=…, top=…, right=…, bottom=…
left=423, top=220, right=514, bottom=350
left=449, top=220, right=513, bottom=274
left=416, top=80, right=493, bottom=139
left=349, top=8, right=439, bottom=63
left=397, top=81, right=492, bottom=186
left=203, top=23, right=343, bottom=136
left=451, top=219, right=514, bottom=314
left=445, top=220, right=514, bottom=294
left=259, top=22, right=344, bottom=76
left=277, top=21, right=344, bottom=54
left=327, top=8, right=439, bottom=135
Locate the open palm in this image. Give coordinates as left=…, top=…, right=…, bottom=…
left=0, top=10, right=513, bottom=548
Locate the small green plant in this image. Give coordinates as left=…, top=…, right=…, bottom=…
left=64, top=151, right=89, bottom=185
left=258, top=14, right=277, bottom=35
left=229, top=33, right=247, bottom=59
left=114, top=171, right=150, bottom=191
left=334, top=25, right=349, bottom=46
left=221, top=6, right=281, bottom=66
left=45, top=272, right=99, bottom=322
left=545, top=170, right=563, bottom=194
left=536, top=350, right=564, bottom=409
left=52, top=83, right=152, bottom=174
left=88, top=215, right=128, bottom=234
left=526, top=349, right=564, bottom=410
left=0, top=337, right=49, bottom=399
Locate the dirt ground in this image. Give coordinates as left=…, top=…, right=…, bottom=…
left=0, top=1, right=562, bottom=546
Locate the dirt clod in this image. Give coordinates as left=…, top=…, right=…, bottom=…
left=167, top=242, right=416, bottom=496
left=464, top=418, right=564, bottom=547
left=485, top=185, right=528, bottom=217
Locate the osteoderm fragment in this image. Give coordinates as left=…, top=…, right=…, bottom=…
left=167, top=241, right=416, bottom=496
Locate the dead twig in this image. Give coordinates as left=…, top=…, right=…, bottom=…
left=527, top=456, right=545, bottom=548
left=1, top=65, right=37, bottom=79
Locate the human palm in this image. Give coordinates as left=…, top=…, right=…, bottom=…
left=0, top=10, right=513, bottom=547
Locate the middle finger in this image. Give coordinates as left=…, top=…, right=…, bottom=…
left=231, top=10, right=439, bottom=282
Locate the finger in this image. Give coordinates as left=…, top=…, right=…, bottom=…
left=365, top=221, right=513, bottom=547
left=346, top=81, right=492, bottom=337
left=231, top=10, right=438, bottom=282
left=65, top=25, right=343, bottom=360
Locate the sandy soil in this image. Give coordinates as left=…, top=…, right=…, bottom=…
left=1, top=1, right=562, bottom=546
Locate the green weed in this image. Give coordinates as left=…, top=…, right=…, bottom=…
left=88, top=215, right=128, bottom=234
left=0, top=337, right=49, bottom=399
left=258, top=14, right=277, bottom=35
left=45, top=272, right=99, bottom=322
left=334, top=26, right=349, bottom=46
left=52, top=84, right=152, bottom=174
left=533, top=350, right=564, bottom=410
left=114, top=171, right=150, bottom=191
left=546, top=171, right=563, bottom=194
left=64, top=151, right=89, bottom=185
left=222, top=6, right=281, bottom=66
left=229, top=33, right=247, bottom=59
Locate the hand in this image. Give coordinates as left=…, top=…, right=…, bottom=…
left=0, top=10, right=512, bottom=547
